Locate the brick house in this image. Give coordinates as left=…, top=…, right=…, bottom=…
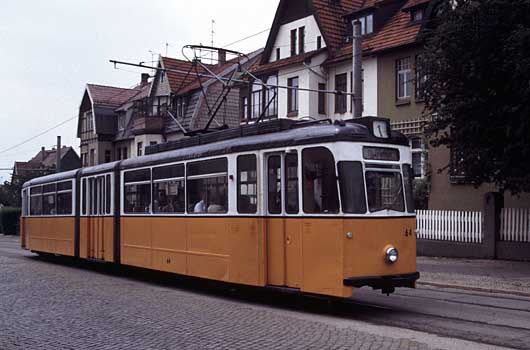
left=77, top=49, right=262, bottom=167
left=11, top=146, right=81, bottom=183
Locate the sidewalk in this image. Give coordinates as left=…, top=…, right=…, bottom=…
left=417, top=256, right=530, bottom=296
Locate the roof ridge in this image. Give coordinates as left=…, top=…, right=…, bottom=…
left=87, top=83, right=141, bottom=91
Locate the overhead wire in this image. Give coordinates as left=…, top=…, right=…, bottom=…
left=222, top=28, right=270, bottom=48
left=0, top=115, right=78, bottom=156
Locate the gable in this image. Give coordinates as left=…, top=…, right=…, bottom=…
left=262, top=0, right=364, bottom=63
left=262, top=0, right=315, bottom=63
left=77, top=90, right=92, bottom=137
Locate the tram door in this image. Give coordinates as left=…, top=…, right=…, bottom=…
left=266, top=152, right=302, bottom=288
left=82, top=175, right=113, bottom=261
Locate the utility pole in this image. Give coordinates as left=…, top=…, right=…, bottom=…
left=352, top=20, right=363, bottom=119
left=56, top=136, right=61, bottom=173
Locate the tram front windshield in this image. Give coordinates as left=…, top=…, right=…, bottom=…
left=365, top=171, right=405, bottom=213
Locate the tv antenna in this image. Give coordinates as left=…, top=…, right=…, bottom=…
left=210, top=19, right=216, bottom=64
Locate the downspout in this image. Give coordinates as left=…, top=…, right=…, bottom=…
left=352, top=20, right=363, bottom=119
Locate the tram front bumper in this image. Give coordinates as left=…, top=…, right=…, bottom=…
left=343, top=272, right=420, bottom=293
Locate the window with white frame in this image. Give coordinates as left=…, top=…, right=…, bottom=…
left=355, top=14, right=374, bottom=35
left=411, top=8, right=424, bottom=22
left=396, top=57, right=412, bottom=100
left=287, top=77, right=299, bottom=114
left=265, top=76, right=278, bottom=118
left=241, top=96, right=249, bottom=121
left=251, top=83, right=262, bottom=119
left=118, top=114, right=126, bottom=131
left=415, top=55, right=427, bottom=100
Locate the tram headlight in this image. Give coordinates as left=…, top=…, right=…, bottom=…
left=385, top=247, right=399, bottom=264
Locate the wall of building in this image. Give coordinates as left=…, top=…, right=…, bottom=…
left=277, top=63, right=311, bottom=119
left=96, top=141, right=113, bottom=164
left=133, top=135, right=165, bottom=157
left=270, top=15, right=325, bottom=63
left=377, top=47, right=424, bottom=122
left=429, top=145, right=530, bottom=210
left=151, top=70, right=171, bottom=98
left=326, top=57, right=378, bottom=119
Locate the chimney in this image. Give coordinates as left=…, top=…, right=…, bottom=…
left=56, top=136, right=61, bottom=173
left=352, top=19, right=363, bottom=119
left=141, top=73, right=150, bottom=86
left=218, top=49, right=227, bottom=65
left=41, top=147, right=46, bottom=162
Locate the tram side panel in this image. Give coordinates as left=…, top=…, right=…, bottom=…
left=342, top=217, right=417, bottom=280
left=24, top=217, right=75, bottom=256
left=120, top=216, right=267, bottom=287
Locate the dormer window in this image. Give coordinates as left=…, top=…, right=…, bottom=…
left=411, top=8, right=424, bottom=22
left=355, top=14, right=374, bottom=35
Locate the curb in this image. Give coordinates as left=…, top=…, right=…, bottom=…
left=418, top=281, right=530, bottom=298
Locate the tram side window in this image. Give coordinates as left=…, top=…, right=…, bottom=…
left=42, top=183, right=57, bottom=215
left=402, top=164, right=415, bottom=213
left=98, top=177, right=104, bottom=215
left=124, top=169, right=151, bottom=214
left=21, top=190, right=28, bottom=216
left=365, top=171, right=405, bottom=212
left=152, top=164, right=185, bottom=214
left=30, top=186, right=42, bottom=216
left=338, top=162, right=367, bottom=214
left=267, top=156, right=282, bottom=214
left=105, top=175, right=112, bottom=215
left=187, top=158, right=228, bottom=214
left=237, top=155, right=257, bottom=214
left=56, top=181, right=73, bottom=215
left=88, top=178, right=95, bottom=214
left=302, top=147, right=339, bottom=214
left=285, top=153, right=299, bottom=214
left=82, top=179, right=87, bottom=215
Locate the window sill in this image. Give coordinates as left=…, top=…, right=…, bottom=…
left=395, top=99, right=411, bottom=107
left=287, top=111, right=299, bottom=118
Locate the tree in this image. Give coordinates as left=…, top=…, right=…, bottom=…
left=420, top=0, right=530, bottom=194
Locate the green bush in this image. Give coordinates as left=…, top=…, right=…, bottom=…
left=0, top=207, right=21, bottom=235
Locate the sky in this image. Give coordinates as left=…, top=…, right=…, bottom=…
left=0, top=0, right=279, bottom=182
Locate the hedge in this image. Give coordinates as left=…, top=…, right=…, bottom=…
left=0, top=207, right=21, bottom=235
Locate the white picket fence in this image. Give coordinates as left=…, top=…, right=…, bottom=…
left=416, top=210, right=483, bottom=243
left=500, top=208, right=530, bottom=242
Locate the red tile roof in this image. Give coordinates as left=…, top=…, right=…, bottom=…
left=161, top=57, right=213, bottom=94
left=252, top=48, right=326, bottom=75
left=165, top=49, right=263, bottom=95
left=402, top=0, right=430, bottom=10
left=87, top=84, right=142, bottom=108
left=327, top=0, right=425, bottom=64
left=313, top=0, right=364, bottom=51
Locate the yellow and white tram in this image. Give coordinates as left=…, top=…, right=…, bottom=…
left=20, top=118, right=419, bottom=297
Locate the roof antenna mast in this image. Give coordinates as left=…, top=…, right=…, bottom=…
left=211, top=19, right=216, bottom=64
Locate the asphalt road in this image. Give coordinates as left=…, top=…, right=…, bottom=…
left=1, top=235, right=528, bottom=350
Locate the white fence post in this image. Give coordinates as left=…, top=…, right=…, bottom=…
left=416, top=209, right=484, bottom=243
left=500, top=208, right=530, bottom=243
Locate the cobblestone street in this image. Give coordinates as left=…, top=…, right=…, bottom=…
left=0, top=236, right=523, bottom=350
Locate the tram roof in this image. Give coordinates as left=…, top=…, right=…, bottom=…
left=22, top=168, right=79, bottom=188
left=22, top=118, right=409, bottom=188
left=120, top=118, right=408, bottom=170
